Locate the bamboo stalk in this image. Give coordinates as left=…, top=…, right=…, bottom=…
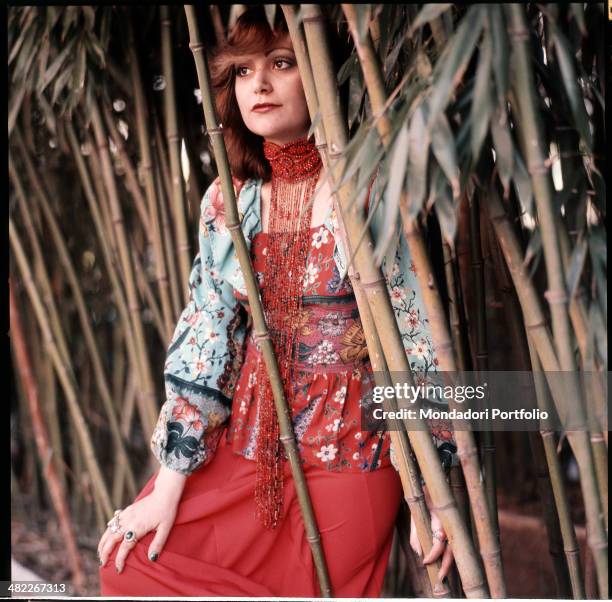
left=161, top=5, right=193, bottom=304
left=11, top=138, right=138, bottom=500
left=485, top=217, right=579, bottom=598
left=280, top=4, right=449, bottom=594
left=209, top=5, right=226, bottom=44
left=88, top=94, right=159, bottom=437
left=469, top=192, right=498, bottom=537
left=341, top=5, right=504, bottom=596
left=127, top=20, right=175, bottom=340
left=10, top=218, right=113, bottom=519
left=101, top=103, right=151, bottom=236
left=485, top=185, right=607, bottom=597
left=184, top=6, right=332, bottom=596
left=10, top=285, right=87, bottom=593
left=302, top=5, right=487, bottom=597
left=153, top=122, right=183, bottom=320
left=65, top=120, right=149, bottom=444
left=132, top=246, right=167, bottom=342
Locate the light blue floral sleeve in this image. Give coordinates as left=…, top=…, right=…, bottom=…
left=150, top=178, right=248, bottom=475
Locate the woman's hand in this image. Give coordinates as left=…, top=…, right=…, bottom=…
left=97, top=466, right=187, bottom=573
left=409, top=485, right=454, bottom=582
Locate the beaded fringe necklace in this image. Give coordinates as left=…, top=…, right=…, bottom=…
left=254, top=137, right=322, bottom=529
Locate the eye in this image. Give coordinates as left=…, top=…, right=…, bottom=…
left=235, top=65, right=251, bottom=77
left=273, top=58, right=293, bottom=70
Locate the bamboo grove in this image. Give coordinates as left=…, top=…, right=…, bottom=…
left=8, top=4, right=607, bottom=598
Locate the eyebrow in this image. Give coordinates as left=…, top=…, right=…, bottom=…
left=264, top=46, right=295, bottom=56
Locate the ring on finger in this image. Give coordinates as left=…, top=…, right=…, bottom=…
left=123, top=530, right=138, bottom=544
left=433, top=529, right=448, bottom=544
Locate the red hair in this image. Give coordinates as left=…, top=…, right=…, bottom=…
left=209, top=7, right=290, bottom=181
left=209, top=6, right=350, bottom=182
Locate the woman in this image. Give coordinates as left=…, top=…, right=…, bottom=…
left=98, top=7, right=457, bottom=597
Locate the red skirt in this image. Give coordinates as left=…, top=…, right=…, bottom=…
left=99, top=433, right=402, bottom=597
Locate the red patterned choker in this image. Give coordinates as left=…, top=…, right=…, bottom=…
left=262, top=136, right=322, bottom=182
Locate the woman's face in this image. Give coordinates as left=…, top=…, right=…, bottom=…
left=234, top=34, right=310, bottom=146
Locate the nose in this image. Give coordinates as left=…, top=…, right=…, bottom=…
left=252, top=68, right=271, bottom=95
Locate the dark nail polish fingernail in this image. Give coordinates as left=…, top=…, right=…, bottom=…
left=115, top=567, right=121, bottom=573
left=99, top=559, right=103, bottom=566
left=149, top=552, right=158, bottom=562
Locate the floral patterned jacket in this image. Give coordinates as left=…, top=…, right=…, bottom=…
left=150, top=176, right=458, bottom=475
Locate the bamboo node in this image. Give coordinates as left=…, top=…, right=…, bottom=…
left=463, top=581, right=487, bottom=594
left=306, top=533, right=321, bottom=543
left=360, top=277, right=385, bottom=289
left=527, top=161, right=550, bottom=175
left=432, top=501, right=456, bottom=512
left=161, top=18, right=171, bottom=26
left=587, top=537, right=608, bottom=550
left=302, top=15, right=325, bottom=23
left=254, top=332, right=271, bottom=342
left=507, top=27, right=530, bottom=41
left=206, top=126, right=223, bottom=136
left=526, top=319, right=547, bottom=331
left=167, top=134, right=180, bottom=143
left=178, top=243, right=191, bottom=252
left=480, top=549, right=502, bottom=560
left=315, top=142, right=328, bottom=152
left=405, top=493, right=424, bottom=504
left=279, top=434, right=294, bottom=443
left=544, top=289, right=568, bottom=305
left=457, top=448, right=479, bottom=460
left=189, top=42, right=205, bottom=52
left=226, top=222, right=242, bottom=231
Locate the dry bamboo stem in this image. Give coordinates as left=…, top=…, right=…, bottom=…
left=132, top=246, right=167, bottom=343
left=10, top=281, right=86, bottom=593
left=469, top=192, right=498, bottom=537
left=485, top=186, right=607, bottom=597
left=10, top=219, right=113, bottom=518
left=161, top=5, right=192, bottom=304
left=12, top=137, right=138, bottom=500
left=153, top=125, right=183, bottom=320
left=280, top=4, right=448, bottom=594
left=127, top=22, right=175, bottom=340
left=209, top=5, right=226, bottom=44
left=184, top=5, right=332, bottom=596
left=341, top=5, right=505, bottom=596
left=443, top=241, right=469, bottom=372
left=486, top=221, right=579, bottom=598
left=89, top=95, right=159, bottom=437
left=101, top=103, right=151, bottom=236
left=303, top=4, right=487, bottom=597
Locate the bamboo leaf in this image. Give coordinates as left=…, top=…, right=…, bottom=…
left=429, top=110, right=460, bottom=199
left=523, top=227, right=541, bottom=269
left=489, top=5, right=508, bottom=110
left=337, top=54, right=357, bottom=86
left=587, top=304, right=607, bottom=366
left=569, top=4, right=587, bottom=36
left=51, top=66, right=73, bottom=105
left=100, top=8, right=111, bottom=51
left=86, top=32, right=106, bottom=68
left=433, top=178, right=457, bottom=249
left=552, top=28, right=593, bottom=152
left=348, top=66, right=366, bottom=130
left=512, top=149, right=533, bottom=217
left=375, top=122, right=410, bottom=263
left=409, top=4, right=452, bottom=35
left=71, top=37, right=87, bottom=93
left=11, top=26, right=37, bottom=82
left=264, top=4, right=277, bottom=31
left=426, top=6, right=485, bottom=130
left=470, top=31, right=492, bottom=162
left=82, top=6, right=96, bottom=31
left=37, top=34, right=51, bottom=85
left=38, top=36, right=77, bottom=94
left=566, top=235, right=587, bottom=299
left=45, top=6, right=61, bottom=30
left=407, top=104, right=430, bottom=218
left=8, top=9, right=36, bottom=64
left=61, top=6, right=79, bottom=42
left=490, top=108, right=514, bottom=198
left=353, top=4, right=372, bottom=44
left=383, top=33, right=404, bottom=78
left=8, top=85, right=26, bottom=135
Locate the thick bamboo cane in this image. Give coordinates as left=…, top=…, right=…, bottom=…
left=302, top=4, right=487, bottom=597
left=10, top=219, right=113, bottom=518
left=486, top=220, right=580, bottom=598
left=89, top=94, right=159, bottom=438
left=485, top=186, right=607, bottom=597
left=469, top=193, right=498, bottom=536
left=127, top=21, right=175, bottom=341
left=280, top=4, right=449, bottom=594
left=101, top=104, right=151, bottom=237
left=11, top=141, right=138, bottom=500
left=161, top=5, right=192, bottom=304
left=184, top=6, right=332, bottom=596
left=10, top=282, right=86, bottom=593
left=341, top=5, right=505, bottom=597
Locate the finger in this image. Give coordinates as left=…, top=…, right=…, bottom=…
left=97, top=529, right=111, bottom=559
left=115, top=534, right=138, bottom=573
left=100, top=531, right=123, bottom=567
left=148, top=521, right=173, bottom=562
left=422, top=537, right=445, bottom=565
left=409, top=516, right=422, bottom=558
left=437, top=542, right=454, bottom=581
